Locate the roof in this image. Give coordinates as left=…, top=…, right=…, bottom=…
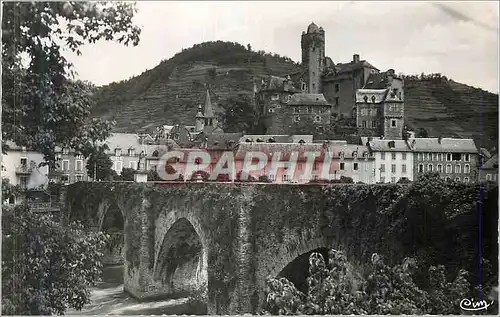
left=105, top=133, right=142, bottom=151
left=234, top=143, right=372, bottom=160
left=334, top=60, right=378, bottom=74
left=355, top=89, right=389, bottom=103
left=363, top=71, right=400, bottom=89
left=361, top=137, right=413, bottom=152
left=194, top=132, right=243, bottom=150
left=482, top=154, right=498, bottom=169
left=261, top=75, right=300, bottom=92
left=288, top=93, right=331, bottom=106
left=240, top=135, right=314, bottom=143
left=408, top=137, right=478, bottom=153
left=204, top=89, right=214, bottom=118
left=307, top=22, right=319, bottom=33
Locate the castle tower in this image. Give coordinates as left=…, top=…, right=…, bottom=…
left=195, top=104, right=204, bottom=132
left=301, top=22, right=325, bottom=94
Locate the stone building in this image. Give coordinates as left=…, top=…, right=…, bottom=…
left=355, top=69, right=405, bottom=139
left=256, top=22, right=381, bottom=135
left=408, top=137, right=478, bottom=183
left=479, top=154, right=498, bottom=183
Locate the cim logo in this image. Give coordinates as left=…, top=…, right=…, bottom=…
left=459, top=298, right=494, bottom=312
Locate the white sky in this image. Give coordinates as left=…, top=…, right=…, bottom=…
left=67, top=1, right=499, bottom=93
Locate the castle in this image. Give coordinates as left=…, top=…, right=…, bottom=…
left=256, top=22, right=405, bottom=140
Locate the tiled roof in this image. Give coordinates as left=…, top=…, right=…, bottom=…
left=261, top=75, right=300, bottom=92
left=240, top=135, right=314, bottom=143
left=288, top=93, right=331, bottom=106
left=355, top=89, right=389, bottom=103
left=234, top=143, right=371, bottom=160
left=194, top=132, right=243, bottom=150
left=335, top=60, right=378, bottom=74
left=408, top=137, right=478, bottom=153
left=361, top=137, right=413, bottom=152
left=482, top=154, right=498, bottom=169
left=105, top=133, right=142, bottom=151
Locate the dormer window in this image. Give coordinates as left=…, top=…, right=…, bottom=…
left=62, top=148, right=69, bottom=155
left=245, top=138, right=253, bottom=142
left=128, top=148, right=135, bottom=156
left=363, top=95, right=368, bottom=103
left=152, top=150, right=159, bottom=157
left=339, top=152, right=345, bottom=159
left=115, top=149, right=121, bottom=156
left=371, top=96, right=376, bottom=103
left=298, top=139, right=305, bottom=145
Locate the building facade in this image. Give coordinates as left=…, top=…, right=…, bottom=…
left=479, top=154, right=498, bottom=183
left=409, top=137, right=478, bottom=183
left=362, top=137, right=414, bottom=183
left=2, top=141, right=49, bottom=189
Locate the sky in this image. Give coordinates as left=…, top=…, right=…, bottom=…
left=67, top=1, right=499, bottom=93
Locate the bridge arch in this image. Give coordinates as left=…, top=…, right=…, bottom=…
left=97, top=200, right=127, bottom=266
left=153, top=210, right=208, bottom=297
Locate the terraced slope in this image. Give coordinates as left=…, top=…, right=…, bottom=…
left=404, top=78, right=498, bottom=150
left=93, top=41, right=498, bottom=149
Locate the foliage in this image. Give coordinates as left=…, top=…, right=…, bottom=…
left=85, top=147, right=114, bottom=180
left=2, top=1, right=141, bottom=167
left=148, top=169, right=162, bottom=181
left=219, top=93, right=258, bottom=133
left=2, top=178, right=23, bottom=203
left=263, top=249, right=471, bottom=315
left=288, top=116, right=337, bottom=140
left=235, top=171, right=257, bottom=182
left=189, top=170, right=211, bottom=181
left=120, top=167, right=135, bottom=181
left=258, top=175, right=272, bottom=183
left=2, top=203, right=109, bottom=315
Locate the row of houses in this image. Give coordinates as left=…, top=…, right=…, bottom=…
left=3, top=132, right=497, bottom=191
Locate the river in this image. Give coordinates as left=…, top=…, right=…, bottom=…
left=68, top=265, right=207, bottom=315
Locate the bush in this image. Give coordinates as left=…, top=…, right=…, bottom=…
left=2, top=204, right=108, bottom=315
left=235, top=171, right=257, bottom=182
left=263, top=249, right=471, bottom=315
left=189, top=170, right=210, bottom=181
left=258, top=175, right=272, bottom=183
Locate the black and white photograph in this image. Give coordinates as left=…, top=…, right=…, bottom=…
left=1, top=1, right=499, bottom=315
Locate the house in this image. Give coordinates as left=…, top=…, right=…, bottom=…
left=361, top=137, right=414, bottom=183
left=2, top=141, right=49, bottom=190
left=479, top=154, right=498, bottom=183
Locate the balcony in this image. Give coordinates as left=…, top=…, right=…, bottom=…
left=15, top=165, right=33, bottom=175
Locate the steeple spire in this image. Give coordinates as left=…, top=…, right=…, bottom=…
left=204, top=89, right=214, bottom=119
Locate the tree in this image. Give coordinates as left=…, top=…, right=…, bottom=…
left=85, top=147, right=113, bottom=181
left=219, top=93, right=258, bottom=133
left=147, top=169, right=162, bottom=181
left=289, top=116, right=337, bottom=140
left=2, top=2, right=141, bottom=168
left=120, top=167, right=135, bottom=181
left=2, top=178, right=22, bottom=204
left=247, top=43, right=252, bottom=51
left=2, top=203, right=108, bottom=315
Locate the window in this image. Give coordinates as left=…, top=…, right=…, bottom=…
left=20, top=176, right=28, bottom=188
left=391, top=153, right=396, bottom=160
left=380, top=176, right=386, bottom=183
left=391, top=177, right=396, bottom=183
left=62, top=148, right=69, bottom=155
left=76, top=160, right=82, bottom=171
left=437, top=164, right=443, bottom=173
left=464, top=164, right=470, bottom=174
left=115, top=161, right=122, bottom=172
left=302, top=83, right=306, bottom=91
left=63, top=160, right=69, bottom=171
left=75, top=174, right=83, bottom=182
left=353, top=163, right=359, bottom=171
left=293, top=107, right=299, bottom=114
left=418, top=164, right=424, bottom=173
left=371, top=108, right=377, bottom=115
left=423, top=153, right=428, bottom=161
left=446, top=153, right=452, bottom=161
left=391, top=119, right=397, bottom=127
left=428, top=164, right=433, bottom=172
left=307, top=106, right=313, bottom=114
left=486, top=174, right=492, bottom=181
left=282, top=174, right=290, bottom=182
left=402, top=153, right=407, bottom=160
left=418, top=153, right=422, bottom=161
left=452, top=153, right=461, bottom=161
left=391, top=164, right=396, bottom=173
left=446, top=164, right=452, bottom=173
left=362, top=120, right=367, bottom=128
left=429, top=153, right=433, bottom=161
left=335, top=84, right=339, bottom=92
left=433, top=153, right=438, bottom=161
left=371, top=120, right=377, bottom=128
left=445, top=177, right=451, bottom=181
left=335, top=97, right=339, bottom=106
left=115, top=149, right=121, bottom=156
left=464, top=153, right=470, bottom=162
left=438, top=153, right=442, bottom=161
left=455, top=164, right=461, bottom=173
left=130, top=161, right=137, bottom=170
left=464, top=177, right=469, bottom=183
left=402, top=164, right=407, bottom=173
left=340, top=162, right=345, bottom=170
left=312, top=83, right=316, bottom=90
left=380, top=164, right=385, bottom=172
left=455, top=177, right=461, bottom=182
left=381, top=152, right=385, bottom=160
left=20, top=157, right=27, bottom=166
left=75, top=154, right=83, bottom=160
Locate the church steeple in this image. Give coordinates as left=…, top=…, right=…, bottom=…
left=204, top=89, right=214, bottom=127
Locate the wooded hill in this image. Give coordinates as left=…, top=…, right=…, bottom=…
left=92, top=41, right=498, bottom=149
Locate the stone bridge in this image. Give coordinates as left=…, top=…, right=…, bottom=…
left=63, top=182, right=410, bottom=314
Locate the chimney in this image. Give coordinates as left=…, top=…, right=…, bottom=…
left=353, top=54, right=360, bottom=63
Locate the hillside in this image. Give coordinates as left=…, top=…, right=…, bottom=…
left=92, top=41, right=301, bottom=131
left=93, top=41, right=498, bottom=149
